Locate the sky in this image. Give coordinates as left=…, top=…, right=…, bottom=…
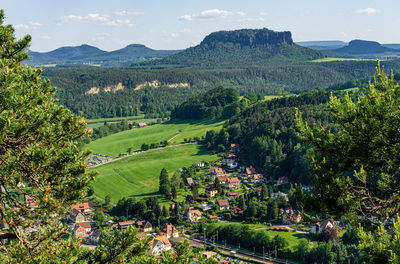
left=1, top=0, right=398, bottom=52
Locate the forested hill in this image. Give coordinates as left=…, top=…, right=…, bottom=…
left=44, top=59, right=400, bottom=118
left=136, top=28, right=324, bottom=68
left=27, top=44, right=180, bottom=67
left=170, top=87, right=240, bottom=120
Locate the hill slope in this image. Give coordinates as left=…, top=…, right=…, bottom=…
left=27, top=44, right=180, bottom=67
left=334, top=39, right=396, bottom=55
left=138, top=28, right=324, bottom=68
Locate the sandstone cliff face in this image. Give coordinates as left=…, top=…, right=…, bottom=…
left=201, top=28, right=293, bottom=47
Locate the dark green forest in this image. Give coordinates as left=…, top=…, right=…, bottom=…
left=44, top=59, right=400, bottom=119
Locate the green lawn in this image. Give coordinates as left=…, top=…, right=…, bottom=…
left=90, top=144, right=219, bottom=202
left=84, top=119, right=224, bottom=158
left=213, top=222, right=310, bottom=250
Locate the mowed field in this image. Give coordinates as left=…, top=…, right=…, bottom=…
left=90, top=144, right=218, bottom=202
left=84, top=119, right=224, bottom=157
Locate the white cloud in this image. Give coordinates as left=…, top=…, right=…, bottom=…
left=58, top=13, right=133, bottom=27
left=14, top=21, right=43, bottom=30
left=237, top=11, right=246, bottom=17
left=103, top=19, right=133, bottom=27
left=179, top=9, right=234, bottom=21
left=241, top=17, right=265, bottom=22
left=40, top=35, right=51, bottom=40
left=113, top=11, right=144, bottom=16
left=354, top=8, right=378, bottom=14
left=260, top=12, right=268, bottom=16
left=86, top=13, right=109, bottom=22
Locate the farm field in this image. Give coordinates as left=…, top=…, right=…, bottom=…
left=212, top=222, right=311, bottom=250
left=89, top=143, right=219, bottom=202
left=311, top=57, right=376, bottom=62
left=84, top=119, right=224, bottom=157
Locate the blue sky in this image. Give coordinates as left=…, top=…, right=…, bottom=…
left=2, top=0, right=398, bottom=52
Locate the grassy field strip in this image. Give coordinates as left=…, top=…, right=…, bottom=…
left=84, top=119, right=225, bottom=158
left=90, top=143, right=218, bottom=202
left=311, top=57, right=377, bottom=62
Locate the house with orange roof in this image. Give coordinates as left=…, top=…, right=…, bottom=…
left=217, top=175, right=229, bottom=185
left=150, top=235, right=172, bottom=255
left=209, top=167, right=225, bottom=178
left=78, top=221, right=92, bottom=234
left=225, top=177, right=240, bottom=189
left=71, top=201, right=95, bottom=214
left=137, top=122, right=147, bottom=128
left=251, top=174, right=265, bottom=184
left=117, top=220, right=136, bottom=230
left=160, top=223, right=179, bottom=238
left=245, top=167, right=256, bottom=177
left=227, top=192, right=239, bottom=199
left=217, top=199, right=230, bottom=210
left=186, top=209, right=202, bottom=222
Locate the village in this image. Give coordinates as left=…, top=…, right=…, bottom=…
left=25, top=142, right=342, bottom=263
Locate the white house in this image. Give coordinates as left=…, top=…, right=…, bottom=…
left=150, top=235, right=172, bottom=255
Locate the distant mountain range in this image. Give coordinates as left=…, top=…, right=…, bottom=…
left=297, top=40, right=400, bottom=57
left=136, top=28, right=324, bottom=68
left=26, top=44, right=180, bottom=67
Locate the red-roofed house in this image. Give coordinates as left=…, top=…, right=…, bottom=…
left=118, top=220, right=136, bottom=230
left=78, top=221, right=92, bottom=233
left=225, top=177, right=240, bottom=189
left=160, top=224, right=179, bottom=238
left=217, top=199, right=230, bottom=210
left=227, top=192, right=239, bottom=199
left=71, top=202, right=95, bottom=214
left=251, top=174, right=265, bottom=184
left=217, top=175, right=229, bottom=185
left=245, top=168, right=256, bottom=177
left=150, top=235, right=172, bottom=255
left=138, top=122, right=147, bottom=128
left=210, top=167, right=225, bottom=178
left=186, top=209, right=202, bottom=222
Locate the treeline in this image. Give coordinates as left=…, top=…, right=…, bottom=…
left=42, top=59, right=400, bottom=119
left=204, top=223, right=361, bottom=263
left=171, top=87, right=240, bottom=119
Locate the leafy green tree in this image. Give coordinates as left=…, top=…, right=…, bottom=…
left=358, top=215, right=400, bottom=263
left=93, top=210, right=105, bottom=228
left=267, top=200, right=279, bottom=220
left=159, top=168, right=170, bottom=194
left=0, top=9, right=94, bottom=262
left=296, top=63, right=400, bottom=224
left=105, top=194, right=112, bottom=205
left=141, top=143, right=149, bottom=151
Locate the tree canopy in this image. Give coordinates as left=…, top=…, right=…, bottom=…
left=296, top=62, right=400, bottom=224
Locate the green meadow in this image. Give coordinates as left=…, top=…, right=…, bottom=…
left=84, top=119, right=224, bottom=157
left=90, top=143, right=218, bottom=202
